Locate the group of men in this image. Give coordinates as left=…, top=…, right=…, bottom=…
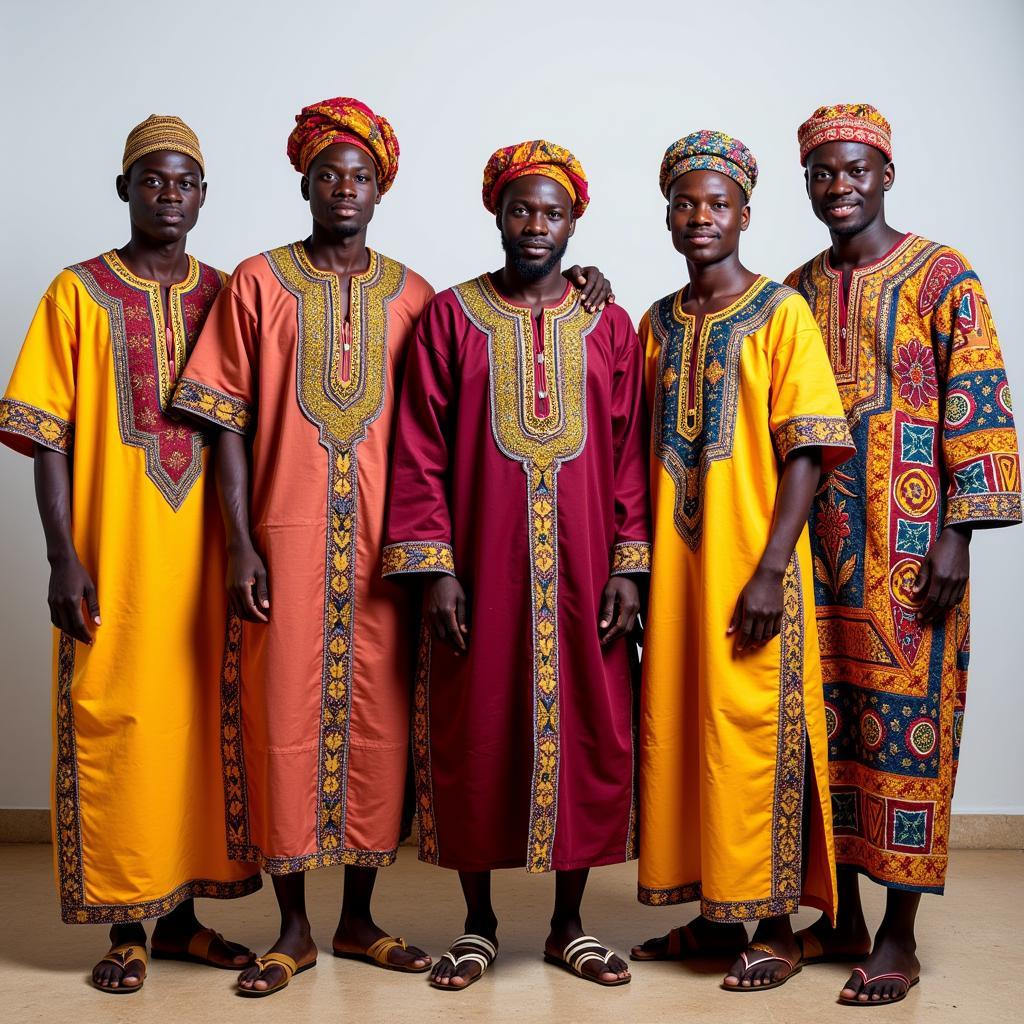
left=0, top=97, right=1018, bottom=1007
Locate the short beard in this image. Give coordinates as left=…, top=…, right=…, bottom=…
left=330, top=222, right=364, bottom=240
left=501, top=233, right=569, bottom=281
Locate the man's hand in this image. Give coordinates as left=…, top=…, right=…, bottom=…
left=913, top=526, right=970, bottom=623
left=599, top=576, right=641, bottom=646
left=227, top=540, right=270, bottom=623
left=427, top=575, right=469, bottom=653
left=564, top=265, right=615, bottom=313
left=47, top=552, right=100, bottom=645
left=728, top=564, right=784, bottom=654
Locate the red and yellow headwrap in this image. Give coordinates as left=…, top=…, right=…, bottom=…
left=287, top=96, right=400, bottom=194
left=798, top=103, right=893, bottom=165
left=482, top=140, right=590, bottom=219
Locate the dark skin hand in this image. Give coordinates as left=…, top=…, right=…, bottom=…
left=729, top=451, right=822, bottom=653
left=33, top=446, right=99, bottom=644
left=912, top=525, right=970, bottom=622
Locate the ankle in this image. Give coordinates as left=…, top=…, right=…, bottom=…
left=338, top=908, right=373, bottom=929
left=465, top=913, right=498, bottom=937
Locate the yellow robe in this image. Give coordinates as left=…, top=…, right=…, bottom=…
left=637, top=277, right=853, bottom=921
left=0, top=252, right=259, bottom=922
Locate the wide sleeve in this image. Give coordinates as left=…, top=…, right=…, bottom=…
left=0, top=281, right=77, bottom=457
left=171, top=279, right=257, bottom=434
left=381, top=298, right=457, bottom=578
left=607, top=310, right=651, bottom=575
left=932, top=256, right=1021, bottom=528
left=768, top=294, right=855, bottom=473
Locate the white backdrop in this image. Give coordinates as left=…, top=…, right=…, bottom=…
left=1, top=0, right=1021, bottom=812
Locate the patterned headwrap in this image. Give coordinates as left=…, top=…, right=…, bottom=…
left=482, top=140, right=590, bottom=219
left=659, top=130, right=757, bottom=201
left=287, top=96, right=400, bottom=193
left=122, top=115, right=204, bottom=176
left=798, top=103, right=893, bottom=165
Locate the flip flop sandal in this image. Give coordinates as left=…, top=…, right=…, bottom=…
left=721, top=942, right=803, bottom=992
left=544, top=935, right=631, bottom=986
left=631, top=922, right=747, bottom=962
left=430, top=933, right=497, bottom=991
left=151, top=927, right=254, bottom=969
left=93, top=942, right=148, bottom=994
left=236, top=951, right=317, bottom=998
left=333, top=935, right=431, bottom=973
left=796, top=929, right=872, bottom=966
left=837, top=968, right=920, bottom=1006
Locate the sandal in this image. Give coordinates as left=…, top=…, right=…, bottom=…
left=236, top=950, right=317, bottom=998
left=544, top=935, right=630, bottom=987
left=721, top=942, right=803, bottom=992
left=93, top=942, right=148, bottom=994
left=796, top=929, right=871, bottom=966
left=333, top=934, right=430, bottom=974
left=430, top=933, right=497, bottom=991
left=837, top=968, right=919, bottom=1006
left=631, top=922, right=747, bottom=961
left=151, top=926, right=254, bottom=969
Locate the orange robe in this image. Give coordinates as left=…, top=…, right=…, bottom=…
left=173, top=244, right=432, bottom=872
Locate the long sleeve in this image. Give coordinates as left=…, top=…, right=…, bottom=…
left=171, top=275, right=257, bottom=434
left=768, top=294, right=855, bottom=473
left=607, top=309, right=651, bottom=575
left=930, top=254, right=1021, bottom=528
left=381, top=297, right=457, bottom=577
left=0, top=276, right=78, bottom=457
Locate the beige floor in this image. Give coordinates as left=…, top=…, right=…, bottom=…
left=2, top=845, right=1018, bottom=1024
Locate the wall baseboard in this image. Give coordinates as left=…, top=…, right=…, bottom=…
left=2, top=809, right=1022, bottom=849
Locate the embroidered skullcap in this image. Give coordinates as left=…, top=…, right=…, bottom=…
left=482, top=140, right=590, bottom=219
left=122, top=115, right=204, bottom=176
left=287, top=96, right=400, bottom=193
left=660, top=130, right=758, bottom=201
left=797, top=103, right=893, bottom=165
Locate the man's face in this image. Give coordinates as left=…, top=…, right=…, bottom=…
left=116, top=150, right=206, bottom=243
left=667, top=169, right=749, bottom=265
left=804, top=141, right=894, bottom=237
left=302, top=142, right=380, bottom=238
left=498, top=175, right=576, bottom=281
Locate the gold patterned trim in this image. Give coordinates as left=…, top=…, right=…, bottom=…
left=453, top=275, right=596, bottom=874
left=610, top=541, right=652, bottom=575
left=265, top=243, right=407, bottom=861
left=381, top=541, right=455, bottom=577
left=55, top=632, right=261, bottom=923
left=172, top=378, right=252, bottom=433
left=772, top=414, right=855, bottom=462
left=945, top=492, right=1022, bottom=527
left=228, top=845, right=397, bottom=875
left=411, top=622, right=439, bottom=863
left=0, top=397, right=73, bottom=454
left=637, top=555, right=809, bottom=920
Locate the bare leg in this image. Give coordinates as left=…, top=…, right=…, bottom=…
left=237, top=874, right=317, bottom=992
left=430, top=871, right=497, bottom=988
left=795, top=866, right=872, bottom=960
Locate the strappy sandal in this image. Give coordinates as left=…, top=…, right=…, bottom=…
left=151, top=927, right=254, bottom=969
left=236, top=950, right=317, bottom=998
left=333, top=934, right=431, bottom=973
left=430, top=933, right=497, bottom=991
left=837, top=967, right=919, bottom=1006
left=93, top=942, right=148, bottom=994
left=544, top=935, right=631, bottom=987
left=631, top=922, right=747, bottom=961
left=721, top=942, right=803, bottom=992
left=796, top=929, right=871, bottom=966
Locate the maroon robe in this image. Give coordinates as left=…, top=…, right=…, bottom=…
left=384, top=274, right=650, bottom=873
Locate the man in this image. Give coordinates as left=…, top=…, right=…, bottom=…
left=786, top=103, right=1021, bottom=1005
left=0, top=115, right=259, bottom=993
left=172, top=105, right=614, bottom=998
left=631, top=131, right=854, bottom=992
left=383, top=140, right=649, bottom=990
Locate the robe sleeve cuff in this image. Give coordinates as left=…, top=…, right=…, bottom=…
left=171, top=378, right=252, bottom=435
left=382, top=541, right=456, bottom=578
left=0, top=397, right=73, bottom=455
left=772, top=414, right=855, bottom=471
left=610, top=540, right=652, bottom=575
left=944, top=492, right=1022, bottom=528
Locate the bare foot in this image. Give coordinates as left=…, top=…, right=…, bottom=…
left=333, top=913, right=430, bottom=970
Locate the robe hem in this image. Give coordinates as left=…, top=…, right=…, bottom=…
left=425, top=849, right=635, bottom=873
left=229, top=843, right=398, bottom=875
left=636, top=880, right=830, bottom=922
left=60, top=873, right=262, bottom=925
left=837, top=860, right=945, bottom=896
